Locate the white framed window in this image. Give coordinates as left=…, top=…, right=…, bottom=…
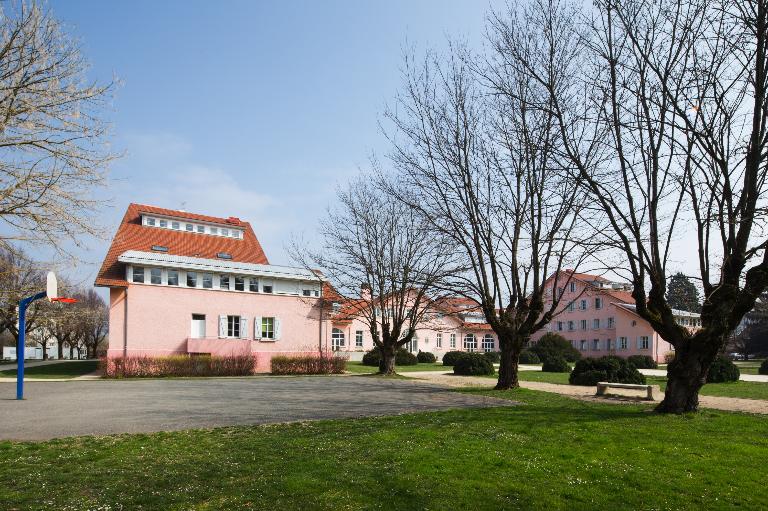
left=482, top=334, right=494, bottom=352
left=146, top=217, right=156, bottom=226
left=355, top=330, right=363, bottom=347
left=262, top=317, right=276, bottom=340
left=580, top=319, right=587, bottom=330
left=249, top=279, right=259, bottom=292
left=220, top=275, right=230, bottom=290
left=227, top=315, right=241, bottom=338
left=592, top=338, right=600, bottom=351
left=201, top=274, right=212, bottom=289
left=567, top=302, right=575, bottom=312
left=302, top=289, right=312, bottom=296
left=234, top=276, right=245, bottom=291
left=186, top=272, right=197, bottom=287
left=233, top=231, right=241, bottom=239
left=638, top=336, right=650, bottom=350
left=593, top=319, right=600, bottom=329
left=132, top=267, right=144, bottom=283
left=262, top=284, right=273, bottom=293
left=619, top=337, right=628, bottom=350
left=569, top=282, right=576, bottom=292
left=167, top=270, right=179, bottom=286
left=464, top=334, right=477, bottom=352
left=608, top=317, right=615, bottom=328
left=185, top=223, right=193, bottom=232
left=210, top=227, right=218, bottom=235
left=159, top=219, right=167, bottom=228
left=436, top=333, right=442, bottom=348
left=581, top=299, right=587, bottom=310
left=450, top=333, right=456, bottom=349
left=222, top=228, right=229, bottom=237
left=171, top=221, right=180, bottom=230
left=331, top=328, right=345, bottom=350
left=150, top=268, right=162, bottom=285
left=196, top=225, right=205, bottom=233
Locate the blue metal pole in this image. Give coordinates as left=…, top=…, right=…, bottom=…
left=16, top=291, right=48, bottom=400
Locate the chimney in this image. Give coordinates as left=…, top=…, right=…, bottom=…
left=360, top=283, right=372, bottom=301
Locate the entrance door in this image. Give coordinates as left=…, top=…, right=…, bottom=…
left=191, top=314, right=206, bottom=338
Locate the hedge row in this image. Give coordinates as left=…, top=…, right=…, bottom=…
left=362, top=347, right=418, bottom=367
left=101, top=354, right=257, bottom=378
left=271, top=354, right=347, bottom=375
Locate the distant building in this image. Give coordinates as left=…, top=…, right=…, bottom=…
left=531, top=271, right=701, bottom=363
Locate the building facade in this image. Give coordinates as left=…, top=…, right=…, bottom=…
left=531, top=271, right=701, bottom=363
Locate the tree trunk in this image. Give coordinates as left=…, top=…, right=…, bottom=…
left=69, top=344, right=74, bottom=359
left=57, top=340, right=64, bottom=360
left=656, top=337, right=721, bottom=413
left=379, top=344, right=397, bottom=375
left=495, top=339, right=520, bottom=390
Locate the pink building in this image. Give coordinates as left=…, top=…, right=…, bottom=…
left=96, top=204, right=335, bottom=372
left=531, top=271, right=701, bottom=363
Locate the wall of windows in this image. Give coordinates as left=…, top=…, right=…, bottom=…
left=142, top=215, right=244, bottom=239
left=482, top=334, right=494, bottom=352
left=463, top=334, right=477, bottom=352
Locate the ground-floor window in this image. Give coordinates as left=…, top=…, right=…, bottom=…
left=405, top=338, right=418, bottom=353
left=618, top=337, right=628, bottom=350
left=464, top=334, right=477, bottom=352
left=227, top=315, right=241, bottom=338
left=580, top=339, right=587, bottom=351
left=482, top=334, right=494, bottom=352
left=605, top=338, right=612, bottom=351
left=332, top=328, right=345, bottom=350
left=355, top=330, right=363, bottom=348
left=262, top=317, right=275, bottom=339
left=450, top=333, right=456, bottom=349
left=436, top=333, right=442, bottom=348
left=638, top=336, right=650, bottom=350
left=592, top=338, right=600, bottom=351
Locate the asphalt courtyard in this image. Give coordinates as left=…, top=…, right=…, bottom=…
left=0, top=376, right=512, bottom=441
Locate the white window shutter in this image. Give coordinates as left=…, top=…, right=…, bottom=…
left=254, top=316, right=262, bottom=339
left=636, top=337, right=641, bottom=349
left=240, top=317, right=248, bottom=339
left=218, top=315, right=227, bottom=338
left=274, top=318, right=281, bottom=340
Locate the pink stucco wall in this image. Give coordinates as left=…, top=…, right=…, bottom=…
left=108, top=284, right=333, bottom=372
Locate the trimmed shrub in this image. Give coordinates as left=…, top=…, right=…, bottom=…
left=441, top=350, right=465, bottom=366
left=664, top=351, right=676, bottom=364
left=101, top=354, right=257, bottom=378
left=453, top=353, right=495, bottom=376
left=417, top=350, right=437, bottom=363
left=760, top=359, right=768, bottom=375
left=707, top=356, right=740, bottom=383
left=361, top=348, right=381, bottom=366
left=362, top=347, right=418, bottom=366
left=271, top=354, right=347, bottom=375
left=569, top=356, right=646, bottom=386
left=396, top=349, right=418, bottom=366
left=541, top=355, right=570, bottom=373
left=627, top=355, right=658, bottom=369
left=483, top=351, right=500, bottom=364
left=519, top=349, right=540, bottom=364
left=531, top=333, right=581, bottom=362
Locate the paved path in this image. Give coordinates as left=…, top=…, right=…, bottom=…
left=405, top=371, right=768, bottom=415
left=0, top=376, right=513, bottom=441
left=519, top=364, right=768, bottom=383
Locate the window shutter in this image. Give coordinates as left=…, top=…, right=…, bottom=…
left=636, top=337, right=642, bottom=349
left=240, top=317, right=248, bottom=339
left=218, top=315, right=227, bottom=338
left=254, top=316, right=262, bottom=339
left=274, top=318, right=281, bottom=340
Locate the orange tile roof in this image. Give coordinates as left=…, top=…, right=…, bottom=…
left=95, top=203, right=269, bottom=287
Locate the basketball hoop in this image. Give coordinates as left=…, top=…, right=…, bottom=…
left=50, top=297, right=78, bottom=304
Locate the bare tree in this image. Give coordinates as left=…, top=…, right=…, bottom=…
left=500, top=0, right=768, bottom=411
left=76, top=288, right=107, bottom=359
left=0, top=245, right=44, bottom=347
left=0, top=2, right=116, bottom=253
left=302, top=175, right=456, bottom=375
left=384, top=43, right=593, bottom=389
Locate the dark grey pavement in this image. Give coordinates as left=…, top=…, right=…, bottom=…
left=0, top=376, right=512, bottom=441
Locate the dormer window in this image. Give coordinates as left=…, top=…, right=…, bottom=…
left=222, top=228, right=229, bottom=237
left=185, top=223, right=193, bottom=232
left=171, top=221, right=180, bottom=230
left=151, top=245, right=168, bottom=252
left=210, top=227, right=218, bottom=235
left=159, top=219, right=167, bottom=228
left=196, top=225, right=205, bottom=233
left=146, top=217, right=156, bottom=226
left=217, top=252, right=232, bottom=260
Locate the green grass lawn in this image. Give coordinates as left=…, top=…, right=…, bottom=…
left=0, top=360, right=99, bottom=379
left=345, top=361, right=450, bottom=374
left=1, top=388, right=767, bottom=510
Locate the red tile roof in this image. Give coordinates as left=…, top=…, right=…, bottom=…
left=95, top=203, right=269, bottom=287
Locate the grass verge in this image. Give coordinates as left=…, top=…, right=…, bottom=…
left=0, top=360, right=98, bottom=379
left=1, top=388, right=767, bottom=510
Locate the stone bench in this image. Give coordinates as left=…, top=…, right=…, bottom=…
left=596, top=382, right=654, bottom=400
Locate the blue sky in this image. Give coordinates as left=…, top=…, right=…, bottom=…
left=47, top=0, right=503, bottom=286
